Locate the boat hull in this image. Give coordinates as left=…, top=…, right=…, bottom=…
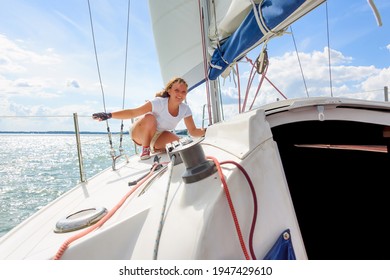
left=1, top=97, right=389, bottom=260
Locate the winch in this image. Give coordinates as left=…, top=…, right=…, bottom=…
left=166, top=137, right=216, bottom=183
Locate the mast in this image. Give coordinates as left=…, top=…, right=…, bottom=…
left=209, top=79, right=223, bottom=124
left=200, top=0, right=223, bottom=125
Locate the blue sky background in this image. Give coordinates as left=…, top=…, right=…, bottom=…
left=0, top=0, right=389, bottom=132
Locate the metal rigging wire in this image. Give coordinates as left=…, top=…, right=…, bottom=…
left=325, top=1, right=333, bottom=97
left=121, top=1, right=131, bottom=111
left=87, top=0, right=115, bottom=162
left=87, top=0, right=108, bottom=113
left=118, top=0, right=132, bottom=156
left=290, top=1, right=333, bottom=98
left=87, top=0, right=132, bottom=167
left=290, top=26, right=309, bottom=98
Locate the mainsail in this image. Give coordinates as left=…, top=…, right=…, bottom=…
left=148, top=0, right=206, bottom=91
left=148, top=0, right=325, bottom=91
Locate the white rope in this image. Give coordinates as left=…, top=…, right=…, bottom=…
left=250, top=0, right=269, bottom=35
left=250, top=0, right=290, bottom=39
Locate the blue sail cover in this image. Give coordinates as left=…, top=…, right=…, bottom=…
left=263, top=229, right=296, bottom=260
left=208, top=0, right=305, bottom=80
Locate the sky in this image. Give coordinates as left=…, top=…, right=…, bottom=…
left=0, top=0, right=389, bottom=132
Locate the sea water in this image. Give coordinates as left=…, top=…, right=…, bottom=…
left=0, top=133, right=135, bottom=238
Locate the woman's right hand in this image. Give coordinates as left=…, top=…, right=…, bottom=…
left=92, top=112, right=112, bottom=121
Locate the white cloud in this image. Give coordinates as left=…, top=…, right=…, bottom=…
left=0, top=26, right=388, bottom=131
left=0, top=34, right=67, bottom=99
left=0, top=34, right=61, bottom=74
left=217, top=47, right=388, bottom=114
left=67, top=80, right=80, bottom=88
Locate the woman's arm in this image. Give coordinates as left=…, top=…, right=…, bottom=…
left=111, top=101, right=152, bottom=119
left=184, top=116, right=206, bottom=137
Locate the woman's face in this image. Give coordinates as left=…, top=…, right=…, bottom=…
left=168, top=82, right=188, bottom=104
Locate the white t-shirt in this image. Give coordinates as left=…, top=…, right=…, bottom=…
left=150, top=97, right=192, bottom=132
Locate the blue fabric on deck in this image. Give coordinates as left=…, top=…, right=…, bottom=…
left=208, top=0, right=305, bottom=80
left=263, top=229, right=296, bottom=260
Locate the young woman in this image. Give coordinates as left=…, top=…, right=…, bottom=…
left=92, top=77, right=206, bottom=160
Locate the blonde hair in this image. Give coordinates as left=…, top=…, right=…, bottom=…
left=155, top=77, right=188, bottom=98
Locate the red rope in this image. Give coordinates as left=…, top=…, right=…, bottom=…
left=53, top=163, right=160, bottom=260
left=246, top=56, right=288, bottom=102
left=241, top=61, right=256, bottom=112
left=249, top=64, right=268, bottom=110
left=220, top=160, right=258, bottom=260
left=264, top=76, right=288, bottom=100
left=207, top=156, right=251, bottom=260
left=54, top=156, right=258, bottom=260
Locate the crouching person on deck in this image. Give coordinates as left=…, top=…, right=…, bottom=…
left=92, top=77, right=206, bottom=160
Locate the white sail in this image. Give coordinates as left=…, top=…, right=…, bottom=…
left=149, top=0, right=326, bottom=90
left=148, top=0, right=206, bottom=90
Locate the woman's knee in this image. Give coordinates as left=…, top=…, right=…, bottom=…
left=142, top=114, right=157, bottom=130
left=133, top=114, right=156, bottom=132
left=154, top=131, right=179, bottom=150
left=131, top=114, right=157, bottom=142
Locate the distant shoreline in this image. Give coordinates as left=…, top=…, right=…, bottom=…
left=0, top=129, right=188, bottom=135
